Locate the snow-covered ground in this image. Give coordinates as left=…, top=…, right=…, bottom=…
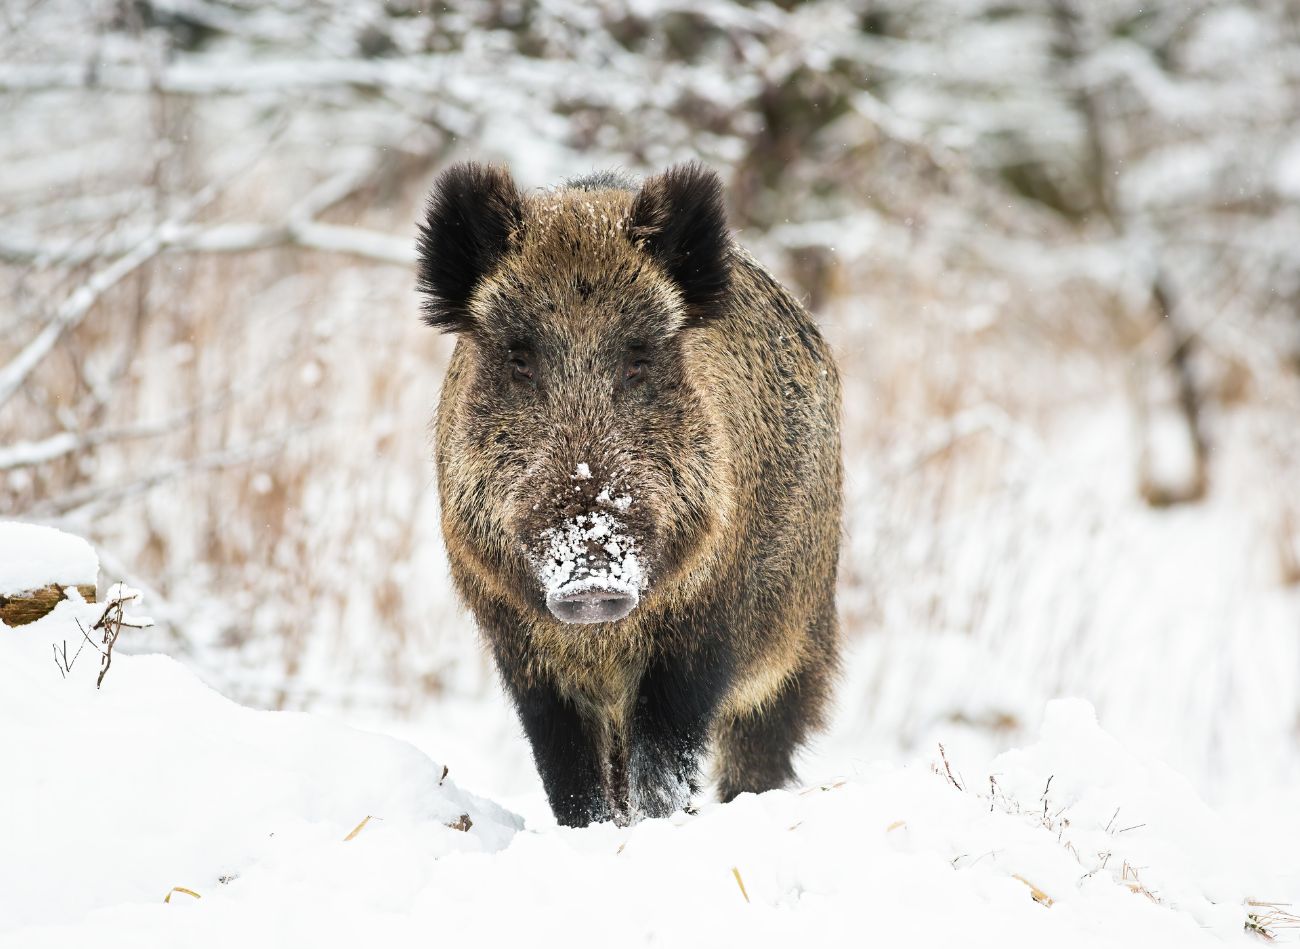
left=3, top=564, right=1297, bottom=947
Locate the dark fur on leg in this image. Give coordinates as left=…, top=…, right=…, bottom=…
left=713, top=656, right=831, bottom=802
left=628, top=630, right=735, bottom=819
left=479, top=598, right=611, bottom=826
left=508, top=675, right=612, bottom=827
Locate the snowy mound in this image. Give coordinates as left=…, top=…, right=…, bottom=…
left=0, top=520, right=98, bottom=595
left=2, top=596, right=1292, bottom=947
left=0, top=597, right=521, bottom=941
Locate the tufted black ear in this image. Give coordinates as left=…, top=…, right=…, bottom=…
left=628, top=162, right=732, bottom=324
left=416, top=162, right=524, bottom=333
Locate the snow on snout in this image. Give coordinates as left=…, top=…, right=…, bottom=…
left=595, top=485, right=633, bottom=512
left=536, top=511, right=644, bottom=601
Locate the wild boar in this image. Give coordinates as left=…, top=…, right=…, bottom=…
left=419, top=161, right=841, bottom=826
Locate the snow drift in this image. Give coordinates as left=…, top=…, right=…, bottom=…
left=3, top=580, right=1294, bottom=947
left=0, top=520, right=97, bottom=594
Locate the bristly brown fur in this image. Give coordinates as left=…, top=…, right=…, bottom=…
left=421, top=161, right=841, bottom=826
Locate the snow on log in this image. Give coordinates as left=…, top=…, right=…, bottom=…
left=0, top=521, right=97, bottom=626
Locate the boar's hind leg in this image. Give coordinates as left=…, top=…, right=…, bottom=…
left=509, top=678, right=612, bottom=827
left=714, top=658, right=830, bottom=803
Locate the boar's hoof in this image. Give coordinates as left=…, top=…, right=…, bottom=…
left=547, top=587, right=638, bottom=625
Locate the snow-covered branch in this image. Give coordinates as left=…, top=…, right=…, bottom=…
left=0, top=391, right=245, bottom=472
left=0, top=113, right=299, bottom=413
left=178, top=220, right=414, bottom=264
left=0, top=189, right=215, bottom=410
left=0, top=58, right=456, bottom=96
left=0, top=433, right=80, bottom=471
left=0, top=159, right=414, bottom=268
left=0, top=220, right=413, bottom=267
left=22, top=425, right=316, bottom=518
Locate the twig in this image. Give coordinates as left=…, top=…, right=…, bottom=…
left=938, top=743, right=964, bottom=792
left=6, top=219, right=414, bottom=265
left=0, top=57, right=461, bottom=96
left=0, top=177, right=414, bottom=269
left=51, top=635, right=90, bottom=678
left=0, top=391, right=240, bottom=471
left=3, top=340, right=296, bottom=472
left=1120, top=861, right=1159, bottom=903
left=89, top=586, right=144, bottom=689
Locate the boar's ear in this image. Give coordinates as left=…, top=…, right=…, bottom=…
left=628, top=162, right=732, bottom=324
left=417, top=162, right=524, bottom=333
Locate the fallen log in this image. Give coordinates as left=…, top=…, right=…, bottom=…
left=0, top=583, right=97, bottom=627
left=0, top=522, right=98, bottom=626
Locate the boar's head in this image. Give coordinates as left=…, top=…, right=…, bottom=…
left=419, top=162, right=733, bottom=625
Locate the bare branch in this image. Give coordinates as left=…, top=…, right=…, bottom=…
left=0, top=370, right=287, bottom=472
left=0, top=157, right=415, bottom=269
left=0, top=433, right=81, bottom=471
left=0, top=183, right=223, bottom=410
left=0, top=118, right=295, bottom=414
left=0, top=57, right=457, bottom=96
left=0, top=219, right=413, bottom=267
left=21, top=424, right=316, bottom=518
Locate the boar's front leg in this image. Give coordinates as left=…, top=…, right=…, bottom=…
left=508, top=676, right=612, bottom=827
left=629, top=638, right=734, bottom=820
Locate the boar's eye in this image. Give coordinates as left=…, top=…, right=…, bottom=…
left=622, top=356, right=648, bottom=390
left=509, top=350, right=535, bottom=385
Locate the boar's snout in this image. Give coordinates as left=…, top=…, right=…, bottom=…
left=547, top=586, right=638, bottom=625
left=532, top=498, right=646, bottom=625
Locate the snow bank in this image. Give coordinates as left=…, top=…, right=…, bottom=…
left=2, top=594, right=1293, bottom=948
left=0, top=596, right=520, bottom=942
left=0, top=520, right=97, bottom=595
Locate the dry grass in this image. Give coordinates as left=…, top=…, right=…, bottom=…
left=730, top=866, right=751, bottom=904
left=931, top=745, right=1180, bottom=916
left=2, top=136, right=472, bottom=706
left=1278, top=510, right=1300, bottom=588
left=163, top=886, right=201, bottom=903
left=1010, top=874, right=1054, bottom=907
left=1246, top=901, right=1300, bottom=941
left=343, top=815, right=379, bottom=842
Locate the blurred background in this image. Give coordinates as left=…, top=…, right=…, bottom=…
left=2, top=0, right=1298, bottom=814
